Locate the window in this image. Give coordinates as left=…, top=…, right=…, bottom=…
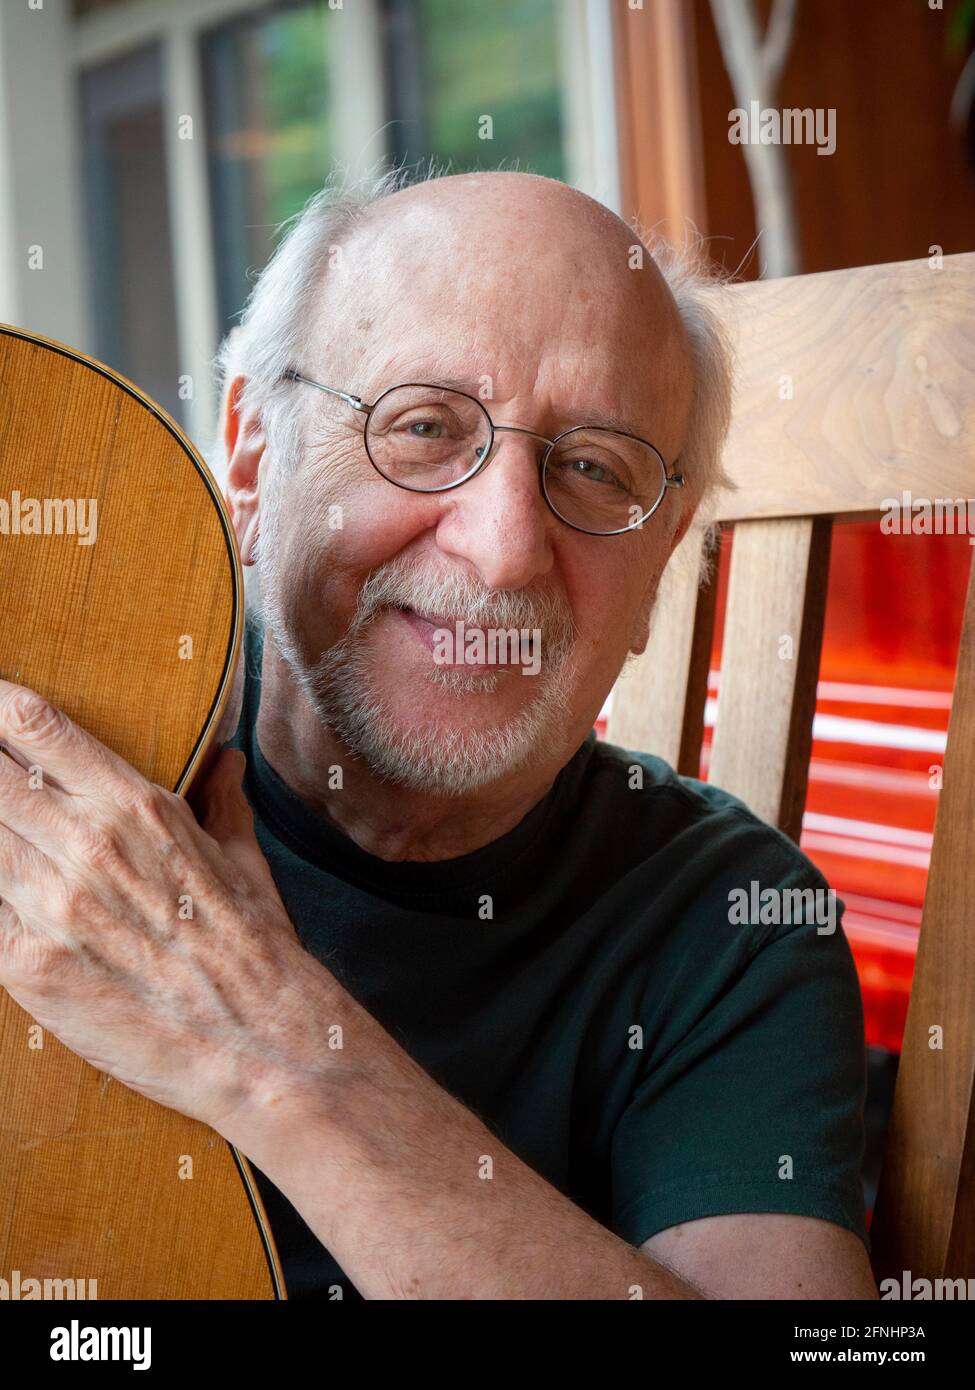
left=66, top=0, right=593, bottom=436
left=382, top=0, right=565, bottom=177
left=79, top=43, right=181, bottom=421
left=202, top=3, right=335, bottom=338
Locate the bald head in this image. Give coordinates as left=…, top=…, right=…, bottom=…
left=305, top=170, right=694, bottom=473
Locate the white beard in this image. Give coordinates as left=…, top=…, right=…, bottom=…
left=256, top=541, right=578, bottom=797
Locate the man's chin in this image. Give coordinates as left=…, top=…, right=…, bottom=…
left=381, top=668, right=558, bottom=732
left=343, top=723, right=534, bottom=798
left=398, top=665, right=521, bottom=702
left=331, top=684, right=568, bottom=797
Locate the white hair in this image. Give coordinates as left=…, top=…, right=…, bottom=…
left=208, top=159, right=737, bottom=519
left=639, top=227, right=737, bottom=510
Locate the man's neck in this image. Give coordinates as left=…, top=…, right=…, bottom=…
left=254, top=638, right=565, bottom=863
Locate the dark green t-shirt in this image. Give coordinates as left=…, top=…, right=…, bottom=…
left=229, top=618, right=869, bottom=1300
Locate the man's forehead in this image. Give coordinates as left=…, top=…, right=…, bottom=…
left=306, top=215, right=693, bottom=449
left=316, top=191, right=683, bottom=352
left=362, top=361, right=661, bottom=439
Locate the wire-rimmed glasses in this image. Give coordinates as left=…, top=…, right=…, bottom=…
left=281, top=369, right=684, bottom=537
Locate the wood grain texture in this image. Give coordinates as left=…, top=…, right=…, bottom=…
left=606, top=524, right=717, bottom=773
left=612, top=0, right=708, bottom=241
left=870, top=555, right=975, bottom=1282
left=705, top=253, right=975, bottom=522
left=0, top=324, right=284, bottom=1299
left=708, top=515, right=831, bottom=842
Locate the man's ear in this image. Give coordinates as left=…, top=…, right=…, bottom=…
left=670, top=494, right=698, bottom=550
left=224, top=374, right=268, bottom=567
left=627, top=567, right=662, bottom=658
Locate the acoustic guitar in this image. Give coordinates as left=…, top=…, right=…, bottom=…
left=0, top=323, right=284, bottom=1299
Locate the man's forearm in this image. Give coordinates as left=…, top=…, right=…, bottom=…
left=227, top=962, right=704, bottom=1301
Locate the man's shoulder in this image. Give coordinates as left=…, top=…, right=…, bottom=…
left=586, top=736, right=831, bottom=895
left=591, top=736, right=750, bottom=817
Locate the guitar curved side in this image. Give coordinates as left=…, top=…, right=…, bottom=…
left=0, top=322, right=286, bottom=1300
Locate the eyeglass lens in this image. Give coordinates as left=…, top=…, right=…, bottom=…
left=364, top=385, right=666, bottom=534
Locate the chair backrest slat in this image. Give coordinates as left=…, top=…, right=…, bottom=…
left=869, top=557, right=975, bottom=1280
left=606, top=527, right=715, bottom=772
left=708, top=515, right=831, bottom=842
left=709, top=255, right=975, bottom=522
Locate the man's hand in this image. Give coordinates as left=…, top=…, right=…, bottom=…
left=0, top=678, right=323, bottom=1139
left=0, top=682, right=871, bottom=1300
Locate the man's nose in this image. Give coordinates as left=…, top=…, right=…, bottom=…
left=434, top=431, right=555, bottom=590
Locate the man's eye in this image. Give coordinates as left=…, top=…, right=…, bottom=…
left=390, top=412, right=459, bottom=440
left=563, top=456, right=625, bottom=488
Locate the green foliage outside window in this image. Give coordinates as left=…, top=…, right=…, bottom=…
left=418, top=0, right=564, bottom=177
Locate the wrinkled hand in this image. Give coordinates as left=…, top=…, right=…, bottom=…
left=0, top=679, right=323, bottom=1138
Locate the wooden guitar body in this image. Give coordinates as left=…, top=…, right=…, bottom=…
left=0, top=324, right=284, bottom=1299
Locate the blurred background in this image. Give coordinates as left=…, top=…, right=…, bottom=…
left=1, top=0, right=973, bottom=1226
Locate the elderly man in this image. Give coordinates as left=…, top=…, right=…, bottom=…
left=0, top=168, right=876, bottom=1300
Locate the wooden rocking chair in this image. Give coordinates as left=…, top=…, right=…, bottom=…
left=607, top=250, right=975, bottom=1282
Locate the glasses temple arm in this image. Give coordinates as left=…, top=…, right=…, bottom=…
left=282, top=370, right=367, bottom=412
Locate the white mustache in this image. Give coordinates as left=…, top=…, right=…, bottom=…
left=351, top=557, right=577, bottom=646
